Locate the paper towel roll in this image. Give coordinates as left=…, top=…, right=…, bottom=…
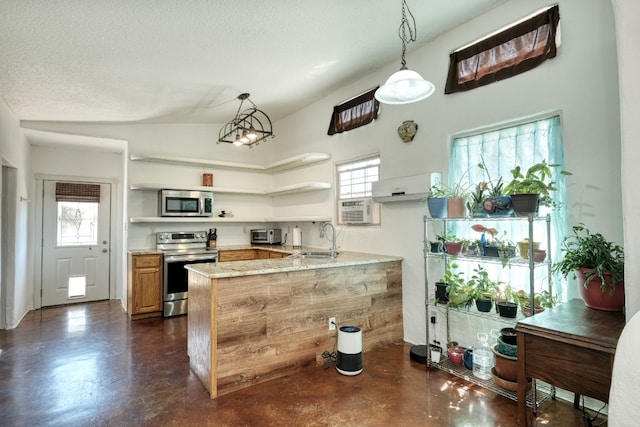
left=292, top=227, right=302, bottom=248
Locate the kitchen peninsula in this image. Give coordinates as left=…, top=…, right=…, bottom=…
left=186, top=250, right=403, bottom=398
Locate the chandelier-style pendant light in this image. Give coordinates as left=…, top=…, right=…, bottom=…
left=375, top=0, right=435, bottom=105
left=217, top=93, right=274, bottom=148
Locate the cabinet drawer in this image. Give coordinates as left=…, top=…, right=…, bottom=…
left=219, top=250, right=256, bottom=262
left=133, top=254, right=162, bottom=268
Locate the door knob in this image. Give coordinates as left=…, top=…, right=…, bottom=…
left=102, top=249, right=108, bottom=253
left=103, top=240, right=108, bottom=244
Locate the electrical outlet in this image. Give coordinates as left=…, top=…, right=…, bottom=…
left=328, top=317, right=336, bottom=331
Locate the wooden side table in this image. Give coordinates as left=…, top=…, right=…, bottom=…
left=516, top=298, right=625, bottom=426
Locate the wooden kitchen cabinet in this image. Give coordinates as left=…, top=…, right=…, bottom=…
left=268, top=251, right=288, bottom=258
left=256, top=249, right=288, bottom=259
left=127, top=253, right=163, bottom=319
left=255, top=249, right=270, bottom=259
left=218, top=249, right=257, bottom=262
left=219, top=248, right=290, bottom=261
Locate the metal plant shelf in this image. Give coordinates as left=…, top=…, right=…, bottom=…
left=428, top=357, right=554, bottom=408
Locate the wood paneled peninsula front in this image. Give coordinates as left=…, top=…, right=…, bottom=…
left=186, top=250, right=404, bottom=398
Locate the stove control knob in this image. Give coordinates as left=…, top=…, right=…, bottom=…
left=158, top=233, right=170, bottom=241
left=197, top=232, right=205, bottom=239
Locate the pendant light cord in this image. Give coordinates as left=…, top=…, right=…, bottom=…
left=399, top=0, right=417, bottom=69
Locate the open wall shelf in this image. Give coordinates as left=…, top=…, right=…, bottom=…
left=130, top=152, right=331, bottom=173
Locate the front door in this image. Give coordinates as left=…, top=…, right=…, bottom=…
left=41, top=180, right=111, bottom=306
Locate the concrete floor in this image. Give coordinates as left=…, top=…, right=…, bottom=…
left=0, top=301, right=603, bottom=426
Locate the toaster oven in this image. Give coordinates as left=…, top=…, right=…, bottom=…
left=251, top=229, right=283, bottom=245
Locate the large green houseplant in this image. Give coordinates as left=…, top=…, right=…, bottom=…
left=553, top=223, right=625, bottom=311
left=502, top=160, right=571, bottom=214
left=440, top=262, right=474, bottom=309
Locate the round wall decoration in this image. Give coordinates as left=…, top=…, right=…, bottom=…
left=397, top=120, right=418, bottom=142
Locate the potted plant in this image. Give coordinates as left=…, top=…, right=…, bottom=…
left=468, top=182, right=489, bottom=218
left=443, top=168, right=473, bottom=218
left=553, top=223, right=625, bottom=311
left=429, top=232, right=446, bottom=253
left=475, top=157, right=513, bottom=216
left=440, top=263, right=473, bottom=309
left=502, top=160, right=571, bottom=216
left=468, top=264, right=501, bottom=312
left=464, top=239, right=482, bottom=256
left=495, top=284, right=518, bottom=318
left=443, top=235, right=464, bottom=256
left=515, top=289, right=557, bottom=317
left=426, top=185, right=447, bottom=218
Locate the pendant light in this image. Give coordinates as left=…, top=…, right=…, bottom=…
left=375, top=0, right=435, bottom=105
left=218, top=93, right=274, bottom=148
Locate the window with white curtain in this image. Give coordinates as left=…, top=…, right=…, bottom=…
left=448, top=114, right=568, bottom=301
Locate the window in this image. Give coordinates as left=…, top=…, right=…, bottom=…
left=55, top=182, right=101, bottom=246
left=336, top=155, right=380, bottom=225
left=449, top=114, right=568, bottom=300
left=337, top=156, right=380, bottom=199
left=445, top=5, right=560, bottom=94
left=327, top=87, right=380, bottom=135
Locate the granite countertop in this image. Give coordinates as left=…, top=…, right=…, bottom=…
left=217, top=244, right=294, bottom=254
left=186, top=250, right=403, bottom=279
left=128, top=249, right=163, bottom=255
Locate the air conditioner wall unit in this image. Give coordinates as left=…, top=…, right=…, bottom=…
left=372, top=173, right=430, bottom=203
left=339, top=197, right=373, bottom=224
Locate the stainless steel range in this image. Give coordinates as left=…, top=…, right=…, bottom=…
left=156, top=231, right=218, bottom=317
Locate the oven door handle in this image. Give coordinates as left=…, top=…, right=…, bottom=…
left=164, top=253, right=218, bottom=263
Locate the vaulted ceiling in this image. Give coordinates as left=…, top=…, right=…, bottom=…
left=1, top=0, right=505, bottom=125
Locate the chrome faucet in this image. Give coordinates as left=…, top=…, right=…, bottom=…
left=320, top=222, right=338, bottom=258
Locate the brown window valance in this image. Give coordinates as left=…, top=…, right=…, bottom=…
left=327, top=87, right=380, bottom=135
left=445, top=5, right=560, bottom=94
left=56, top=182, right=101, bottom=203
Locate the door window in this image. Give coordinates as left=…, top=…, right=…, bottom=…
left=56, top=202, right=99, bottom=246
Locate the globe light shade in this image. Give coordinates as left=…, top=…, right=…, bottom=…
left=375, top=68, right=436, bottom=104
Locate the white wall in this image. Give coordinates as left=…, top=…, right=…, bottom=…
left=613, top=0, right=640, bottom=321
left=275, top=0, right=622, bottom=344
left=0, top=99, right=32, bottom=328
left=30, top=145, right=126, bottom=303
left=18, top=0, right=625, bottom=345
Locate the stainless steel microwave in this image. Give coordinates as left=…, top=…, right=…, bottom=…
left=159, top=189, right=214, bottom=217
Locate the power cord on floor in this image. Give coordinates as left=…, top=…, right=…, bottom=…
left=322, top=327, right=338, bottom=370
left=322, top=351, right=336, bottom=369
left=581, top=396, right=608, bottom=426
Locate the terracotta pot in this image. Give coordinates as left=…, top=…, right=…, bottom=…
left=492, top=345, right=518, bottom=382
left=522, top=306, right=545, bottom=317
left=444, top=242, right=463, bottom=256
left=447, top=197, right=466, bottom=218
left=576, top=268, right=625, bottom=311
left=532, top=249, right=547, bottom=262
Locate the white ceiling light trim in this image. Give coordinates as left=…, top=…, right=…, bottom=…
left=375, top=0, right=435, bottom=105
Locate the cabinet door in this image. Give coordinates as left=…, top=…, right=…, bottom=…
left=132, top=266, right=162, bottom=314
left=269, top=251, right=286, bottom=258
left=218, top=250, right=257, bottom=262
left=129, top=254, right=162, bottom=316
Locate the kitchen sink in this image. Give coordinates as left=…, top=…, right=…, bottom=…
left=289, top=251, right=340, bottom=259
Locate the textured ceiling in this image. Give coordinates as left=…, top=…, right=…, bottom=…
left=0, top=0, right=504, bottom=125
